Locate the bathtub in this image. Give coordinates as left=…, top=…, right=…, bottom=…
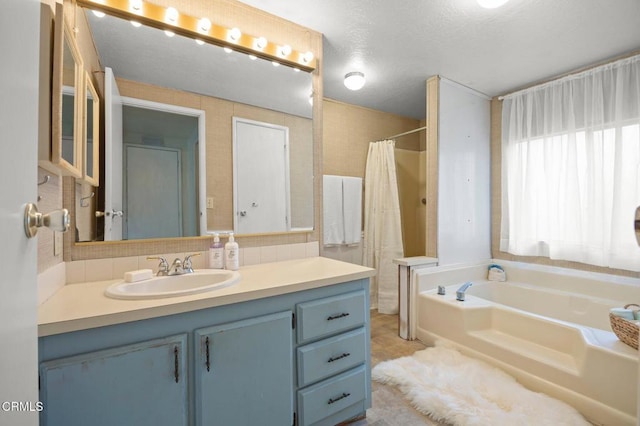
left=414, top=260, right=640, bottom=426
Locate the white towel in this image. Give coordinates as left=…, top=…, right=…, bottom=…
left=342, top=177, right=362, bottom=244
left=323, top=175, right=344, bottom=245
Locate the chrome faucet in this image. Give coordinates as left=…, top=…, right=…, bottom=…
left=456, top=282, right=473, bottom=301
left=147, top=256, right=169, bottom=276
left=168, top=258, right=185, bottom=276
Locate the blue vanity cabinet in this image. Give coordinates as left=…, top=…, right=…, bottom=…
left=194, top=311, right=293, bottom=426
left=39, top=334, right=188, bottom=426
left=38, top=277, right=371, bottom=426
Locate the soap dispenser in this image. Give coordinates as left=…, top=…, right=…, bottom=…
left=209, top=233, right=224, bottom=269
left=224, top=233, right=239, bottom=271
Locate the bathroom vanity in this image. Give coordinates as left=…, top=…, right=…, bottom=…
left=38, top=257, right=374, bottom=426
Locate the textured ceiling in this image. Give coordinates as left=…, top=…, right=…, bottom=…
left=237, top=0, right=640, bottom=119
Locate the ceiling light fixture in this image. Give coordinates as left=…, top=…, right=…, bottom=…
left=92, top=10, right=106, bottom=18
left=301, top=51, right=314, bottom=64
left=477, top=0, right=510, bottom=8
left=344, top=72, right=365, bottom=91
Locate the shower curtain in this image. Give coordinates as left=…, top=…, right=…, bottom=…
left=363, top=140, right=404, bottom=314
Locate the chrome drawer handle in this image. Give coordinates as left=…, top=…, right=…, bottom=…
left=328, top=353, right=351, bottom=363
left=328, top=392, right=350, bottom=405
left=327, top=312, right=350, bottom=321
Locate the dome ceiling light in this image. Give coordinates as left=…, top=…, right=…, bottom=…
left=344, top=71, right=365, bottom=91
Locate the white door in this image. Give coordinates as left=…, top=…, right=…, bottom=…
left=233, top=118, right=290, bottom=234
left=104, top=67, right=124, bottom=240
left=124, top=145, right=182, bottom=239
left=0, top=0, right=39, bottom=424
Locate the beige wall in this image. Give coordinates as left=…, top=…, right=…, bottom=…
left=322, top=98, right=424, bottom=257
left=490, top=98, right=640, bottom=278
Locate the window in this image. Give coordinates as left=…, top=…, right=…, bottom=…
left=501, top=56, right=640, bottom=271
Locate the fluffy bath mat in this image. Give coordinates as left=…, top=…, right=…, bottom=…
left=371, top=344, right=589, bottom=425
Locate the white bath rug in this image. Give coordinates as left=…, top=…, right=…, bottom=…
left=371, top=343, right=589, bottom=426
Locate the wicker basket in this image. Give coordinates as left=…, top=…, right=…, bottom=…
left=609, top=303, right=640, bottom=350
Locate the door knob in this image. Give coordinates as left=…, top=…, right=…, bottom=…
left=106, top=210, right=124, bottom=218
left=24, top=203, right=70, bottom=238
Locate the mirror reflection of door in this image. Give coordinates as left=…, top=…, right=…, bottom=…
left=124, top=145, right=182, bottom=239
left=233, top=117, right=291, bottom=234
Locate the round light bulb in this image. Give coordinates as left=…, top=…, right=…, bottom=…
left=198, top=17, right=211, bottom=33
left=223, top=47, right=233, bottom=54
left=228, top=27, right=242, bottom=42
left=344, top=72, right=366, bottom=91
left=302, top=51, right=314, bottom=63
left=164, top=30, right=175, bottom=37
left=92, top=10, right=106, bottom=18
left=255, top=36, right=267, bottom=50
left=165, top=7, right=179, bottom=24
left=130, top=0, right=142, bottom=12
left=279, top=44, right=292, bottom=57
left=477, top=0, right=509, bottom=8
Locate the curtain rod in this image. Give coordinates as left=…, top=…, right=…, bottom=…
left=384, top=126, right=427, bottom=140
left=498, top=51, right=640, bottom=101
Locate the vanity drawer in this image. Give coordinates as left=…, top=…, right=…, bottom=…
left=297, top=365, right=366, bottom=426
left=296, top=290, right=366, bottom=344
left=297, top=327, right=366, bottom=387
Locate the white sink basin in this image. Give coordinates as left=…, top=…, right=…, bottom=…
left=105, top=270, right=240, bottom=300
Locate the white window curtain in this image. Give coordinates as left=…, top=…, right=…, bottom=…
left=501, top=55, right=640, bottom=271
left=363, top=140, right=404, bottom=313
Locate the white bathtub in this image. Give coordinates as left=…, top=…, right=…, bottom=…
left=414, top=260, right=640, bottom=426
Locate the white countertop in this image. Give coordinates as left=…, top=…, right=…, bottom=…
left=38, top=257, right=375, bottom=337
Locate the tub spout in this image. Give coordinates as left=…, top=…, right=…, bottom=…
left=456, top=282, right=473, bottom=301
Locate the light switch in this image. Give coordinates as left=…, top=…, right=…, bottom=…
left=207, top=197, right=214, bottom=209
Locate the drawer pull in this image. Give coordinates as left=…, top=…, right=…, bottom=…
left=328, top=352, right=351, bottom=363
left=328, top=392, right=351, bottom=405
left=327, top=312, right=350, bottom=321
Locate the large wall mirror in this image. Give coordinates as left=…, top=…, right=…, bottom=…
left=74, top=6, right=314, bottom=243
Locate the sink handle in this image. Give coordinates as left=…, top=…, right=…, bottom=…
left=183, top=253, right=201, bottom=274
left=147, top=256, right=169, bottom=276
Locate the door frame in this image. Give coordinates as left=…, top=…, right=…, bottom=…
left=120, top=97, right=207, bottom=236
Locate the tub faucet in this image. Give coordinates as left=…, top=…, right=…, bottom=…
left=456, top=282, right=473, bottom=301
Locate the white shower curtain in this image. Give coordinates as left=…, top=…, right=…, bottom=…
left=363, top=140, right=404, bottom=314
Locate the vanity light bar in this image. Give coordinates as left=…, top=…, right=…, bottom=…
left=78, top=0, right=316, bottom=72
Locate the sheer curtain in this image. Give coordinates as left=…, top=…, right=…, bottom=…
left=501, top=55, right=640, bottom=271
left=363, top=140, right=404, bottom=313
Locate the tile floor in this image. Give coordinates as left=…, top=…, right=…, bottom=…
left=347, top=311, right=450, bottom=426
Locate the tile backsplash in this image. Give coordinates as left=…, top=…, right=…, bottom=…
left=64, top=241, right=319, bottom=284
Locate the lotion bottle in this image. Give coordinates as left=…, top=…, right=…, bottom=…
left=209, top=233, right=224, bottom=269
left=224, top=233, right=239, bottom=271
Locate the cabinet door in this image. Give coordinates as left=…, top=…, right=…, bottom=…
left=40, top=334, right=188, bottom=426
left=195, top=311, right=293, bottom=426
